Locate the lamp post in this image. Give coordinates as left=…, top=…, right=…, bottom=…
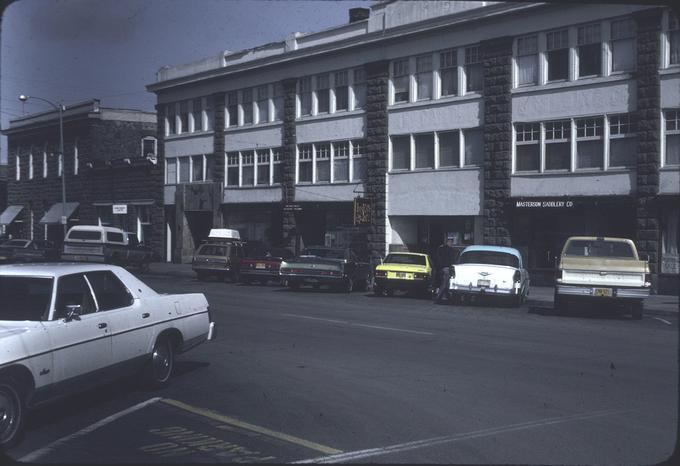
left=18, top=94, right=67, bottom=240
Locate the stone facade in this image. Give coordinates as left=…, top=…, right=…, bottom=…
left=281, top=78, right=298, bottom=248
left=634, top=7, right=663, bottom=290
left=481, top=36, right=513, bottom=247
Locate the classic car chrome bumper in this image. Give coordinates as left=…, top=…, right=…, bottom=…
left=556, top=284, right=650, bottom=299
left=207, top=322, right=216, bottom=341
left=280, top=273, right=344, bottom=285
left=449, top=283, right=520, bottom=295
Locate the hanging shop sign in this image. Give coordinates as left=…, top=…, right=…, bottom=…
left=112, top=204, right=128, bottom=215
left=353, top=197, right=372, bottom=226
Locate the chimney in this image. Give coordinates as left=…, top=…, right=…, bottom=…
left=349, top=7, right=370, bottom=23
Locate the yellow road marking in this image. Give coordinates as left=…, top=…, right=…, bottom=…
left=161, top=398, right=342, bottom=455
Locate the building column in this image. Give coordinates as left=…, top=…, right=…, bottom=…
left=481, top=36, right=513, bottom=247
left=211, top=92, right=225, bottom=229
left=634, top=8, right=663, bottom=292
left=281, top=78, right=298, bottom=249
left=155, top=102, right=170, bottom=261
left=365, top=60, right=389, bottom=259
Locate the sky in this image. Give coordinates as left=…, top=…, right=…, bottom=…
left=0, top=0, right=371, bottom=164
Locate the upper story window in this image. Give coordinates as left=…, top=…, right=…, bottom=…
left=226, top=153, right=239, bottom=186
left=334, top=70, right=349, bottom=112
left=296, top=69, right=367, bottom=118
left=515, top=123, right=541, bottom=171
left=226, top=91, right=238, bottom=127
left=179, top=101, right=189, bottom=133
left=165, top=155, right=207, bottom=184
left=273, top=83, right=284, bottom=121
left=665, top=109, right=680, bottom=166
left=28, top=152, right=34, bottom=180
left=15, top=154, right=20, bottom=181
left=577, top=23, right=602, bottom=78
left=351, top=140, right=367, bottom=181
left=464, top=46, right=483, bottom=93
left=142, top=137, right=157, bottom=161
left=353, top=68, right=366, bottom=109
left=295, top=139, right=366, bottom=184
left=241, top=151, right=255, bottom=185
left=576, top=117, right=604, bottom=169
left=439, top=49, right=458, bottom=97
left=390, top=129, right=482, bottom=172
left=393, top=59, right=410, bottom=104
left=242, top=88, right=254, bottom=125
left=166, top=104, right=176, bottom=135
left=544, top=120, right=571, bottom=171
left=516, top=35, right=538, bottom=86
left=546, top=29, right=570, bottom=82
left=316, top=74, right=330, bottom=114
left=178, top=157, right=190, bottom=183
left=609, top=114, right=636, bottom=168
left=225, top=148, right=283, bottom=187
left=256, top=85, right=269, bottom=124
left=166, top=98, right=212, bottom=135
left=299, top=77, right=312, bottom=116
left=333, top=141, right=350, bottom=182
left=191, top=98, right=202, bottom=132
left=256, top=149, right=270, bottom=185
left=664, top=10, right=679, bottom=68
left=42, top=146, right=48, bottom=178
left=315, top=143, right=331, bottom=182
left=415, top=54, right=433, bottom=100
left=610, top=18, right=635, bottom=73
left=298, top=144, right=313, bottom=183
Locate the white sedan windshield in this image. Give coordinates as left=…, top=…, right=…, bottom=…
left=0, top=277, right=54, bottom=321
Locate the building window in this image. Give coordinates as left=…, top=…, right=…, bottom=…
left=43, top=148, right=47, bottom=178
left=166, top=104, right=176, bottom=135
left=316, top=74, right=330, bottom=114
left=546, top=29, right=569, bottom=81
left=15, top=155, right=20, bottom=180
left=298, top=144, right=313, bottom=183
left=205, top=97, right=214, bottom=131
left=391, top=135, right=411, bottom=170
left=416, top=54, right=433, bottom=101
left=517, top=35, right=538, bottom=86
left=351, top=139, right=367, bottom=181
left=166, top=158, right=177, bottom=184
left=610, top=18, right=635, bottom=73
left=333, top=141, right=349, bottom=182
left=464, top=46, right=483, bottom=93
left=334, top=70, right=349, bottom=112
left=257, top=149, right=270, bottom=185
left=28, top=152, right=34, bottom=179
left=192, top=155, right=203, bottom=182
left=544, top=120, right=571, bottom=170
left=272, top=148, right=282, bottom=184
left=241, top=151, right=255, bottom=186
left=257, top=85, right=269, bottom=124
left=179, top=101, right=189, bottom=134
left=242, top=88, right=253, bottom=125
left=665, top=109, right=680, bottom=166
left=178, top=157, right=190, bottom=183
left=273, top=83, right=284, bottom=121
left=669, top=11, right=679, bottom=66
left=227, top=153, right=239, bottom=186
left=205, top=155, right=214, bottom=181
left=515, top=123, right=541, bottom=172
left=226, top=91, right=238, bottom=127
left=299, top=77, right=312, bottom=117
left=414, top=133, right=434, bottom=169
left=316, top=143, right=331, bottom=182
left=142, top=137, right=156, bottom=160
left=576, top=117, right=604, bottom=169
left=577, top=23, right=602, bottom=78
left=438, top=131, right=459, bottom=167
left=464, top=128, right=484, bottom=166
left=353, top=68, right=366, bottom=109
left=191, top=97, right=202, bottom=132
left=393, top=59, right=410, bottom=103
left=609, top=114, right=636, bottom=167
left=439, top=49, right=458, bottom=97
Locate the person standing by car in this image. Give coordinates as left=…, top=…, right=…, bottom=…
left=433, top=234, right=457, bottom=304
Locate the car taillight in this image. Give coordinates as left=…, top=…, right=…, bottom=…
left=513, top=270, right=521, bottom=283
left=280, top=267, right=290, bottom=274
left=375, top=270, right=386, bottom=278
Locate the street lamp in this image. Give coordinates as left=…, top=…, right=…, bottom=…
left=18, top=94, right=68, bottom=239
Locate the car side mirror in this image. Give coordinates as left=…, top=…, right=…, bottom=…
left=64, top=304, right=82, bottom=321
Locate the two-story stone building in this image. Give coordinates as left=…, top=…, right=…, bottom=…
left=1, top=99, right=164, bottom=256
left=147, top=1, right=679, bottom=294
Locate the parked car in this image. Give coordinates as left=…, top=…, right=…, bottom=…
left=0, top=263, right=216, bottom=448
left=279, top=246, right=371, bottom=292
left=554, top=236, right=651, bottom=319
left=61, top=225, right=154, bottom=270
left=0, top=239, right=60, bottom=263
left=373, top=252, right=433, bottom=297
left=240, top=247, right=293, bottom=285
left=447, top=245, right=530, bottom=306
left=192, top=229, right=244, bottom=282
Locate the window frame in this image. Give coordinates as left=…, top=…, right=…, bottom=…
left=663, top=108, right=680, bottom=167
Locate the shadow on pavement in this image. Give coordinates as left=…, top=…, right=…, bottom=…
left=528, top=303, right=635, bottom=321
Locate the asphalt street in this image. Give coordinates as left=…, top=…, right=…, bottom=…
left=3, top=273, right=678, bottom=464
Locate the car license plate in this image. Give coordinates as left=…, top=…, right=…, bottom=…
left=593, top=287, right=612, bottom=297
left=304, top=278, right=319, bottom=284
left=390, top=272, right=413, bottom=280
left=477, top=279, right=491, bottom=288
left=256, top=263, right=265, bottom=269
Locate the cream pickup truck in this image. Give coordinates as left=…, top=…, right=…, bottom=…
left=554, top=236, right=651, bottom=319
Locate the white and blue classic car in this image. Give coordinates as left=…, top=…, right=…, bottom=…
left=0, top=263, right=216, bottom=448
left=447, top=245, right=530, bottom=306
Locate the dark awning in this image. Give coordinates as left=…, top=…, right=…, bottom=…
left=39, top=202, right=80, bottom=224
left=0, top=205, right=24, bottom=225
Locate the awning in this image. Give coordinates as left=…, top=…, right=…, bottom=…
left=39, top=202, right=80, bottom=224
left=0, top=205, right=24, bottom=225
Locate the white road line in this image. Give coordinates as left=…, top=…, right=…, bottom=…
left=283, top=313, right=434, bottom=336
left=19, top=397, right=162, bottom=463
left=293, top=408, right=633, bottom=464
left=652, top=316, right=673, bottom=326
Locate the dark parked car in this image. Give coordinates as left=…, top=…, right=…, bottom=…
left=279, top=246, right=371, bottom=292
left=0, top=239, right=60, bottom=263
left=240, top=247, right=294, bottom=285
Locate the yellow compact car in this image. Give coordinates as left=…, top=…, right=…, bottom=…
left=373, top=252, right=433, bottom=296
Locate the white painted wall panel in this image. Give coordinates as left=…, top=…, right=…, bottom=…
left=513, top=80, right=636, bottom=122
left=661, top=74, right=680, bottom=108
left=511, top=172, right=635, bottom=197
left=223, top=187, right=282, bottom=204
left=388, top=216, right=418, bottom=246
left=224, top=126, right=283, bottom=151
left=165, top=135, right=214, bottom=157
left=660, top=169, right=680, bottom=195
left=389, top=99, right=482, bottom=134
left=388, top=169, right=482, bottom=216
left=294, top=183, right=364, bottom=202
left=296, top=114, right=366, bottom=143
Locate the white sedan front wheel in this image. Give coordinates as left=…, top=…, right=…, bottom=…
left=0, top=378, right=25, bottom=448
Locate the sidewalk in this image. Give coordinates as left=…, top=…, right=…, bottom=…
left=141, top=262, right=678, bottom=315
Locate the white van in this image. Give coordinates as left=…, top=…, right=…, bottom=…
left=61, top=225, right=153, bottom=269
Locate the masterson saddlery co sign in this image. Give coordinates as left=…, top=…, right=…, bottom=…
left=515, top=200, right=575, bottom=208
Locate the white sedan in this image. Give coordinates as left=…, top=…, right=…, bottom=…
left=0, top=263, right=216, bottom=448
left=448, top=245, right=530, bottom=306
